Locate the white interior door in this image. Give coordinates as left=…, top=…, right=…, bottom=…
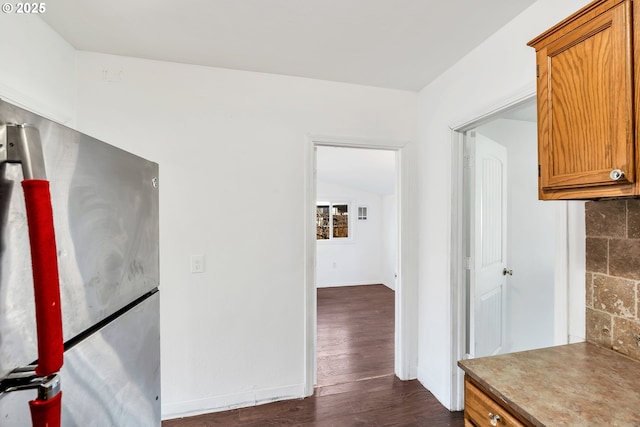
left=469, top=132, right=508, bottom=358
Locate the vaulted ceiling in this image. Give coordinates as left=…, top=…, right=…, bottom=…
left=40, top=1, right=539, bottom=192
left=42, top=0, right=537, bottom=91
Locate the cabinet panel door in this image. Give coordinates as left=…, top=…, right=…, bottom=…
left=538, top=1, right=633, bottom=192
left=464, top=379, right=527, bottom=427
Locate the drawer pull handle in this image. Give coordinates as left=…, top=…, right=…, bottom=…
left=489, top=412, right=501, bottom=426
left=610, top=169, right=625, bottom=181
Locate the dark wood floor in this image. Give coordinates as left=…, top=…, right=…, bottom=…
left=163, top=284, right=463, bottom=426
left=316, top=285, right=395, bottom=387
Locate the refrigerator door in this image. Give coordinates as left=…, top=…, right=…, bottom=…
left=0, top=292, right=161, bottom=426
left=0, top=99, right=159, bottom=378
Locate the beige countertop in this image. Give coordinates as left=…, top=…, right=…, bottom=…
left=458, top=342, right=640, bottom=426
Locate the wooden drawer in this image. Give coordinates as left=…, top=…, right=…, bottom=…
left=464, top=378, right=526, bottom=427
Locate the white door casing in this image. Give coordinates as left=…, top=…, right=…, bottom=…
left=304, top=134, right=418, bottom=396
left=469, top=132, right=508, bottom=358
left=450, top=92, right=577, bottom=412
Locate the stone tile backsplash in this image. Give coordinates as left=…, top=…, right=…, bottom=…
left=586, top=200, right=640, bottom=360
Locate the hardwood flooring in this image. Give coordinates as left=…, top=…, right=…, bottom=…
left=163, top=284, right=464, bottom=426
left=316, top=285, right=394, bottom=387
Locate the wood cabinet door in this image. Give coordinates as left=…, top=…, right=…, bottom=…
left=537, top=1, right=634, bottom=195
left=464, top=378, right=527, bottom=427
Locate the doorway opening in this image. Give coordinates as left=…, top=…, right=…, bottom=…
left=450, top=95, right=571, bottom=409
left=304, top=135, right=415, bottom=396
left=466, top=108, right=557, bottom=358
left=315, top=146, right=397, bottom=386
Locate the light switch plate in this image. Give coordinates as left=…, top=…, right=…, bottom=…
left=190, top=254, right=205, bottom=273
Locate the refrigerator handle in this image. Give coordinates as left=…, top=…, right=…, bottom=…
left=1, top=125, right=63, bottom=427
left=29, top=393, right=62, bottom=427
left=4, top=124, right=47, bottom=179
left=0, top=368, right=62, bottom=427
left=21, top=178, right=64, bottom=374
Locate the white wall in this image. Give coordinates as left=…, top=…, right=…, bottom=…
left=73, top=52, right=417, bottom=418
left=417, top=0, right=590, bottom=410
left=316, top=181, right=385, bottom=287
left=0, top=15, right=76, bottom=124
left=476, top=119, right=555, bottom=353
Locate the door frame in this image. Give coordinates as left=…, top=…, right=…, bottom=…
left=303, top=134, right=418, bottom=396
left=449, top=92, right=571, bottom=410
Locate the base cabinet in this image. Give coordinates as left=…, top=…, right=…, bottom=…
left=464, top=377, right=530, bottom=427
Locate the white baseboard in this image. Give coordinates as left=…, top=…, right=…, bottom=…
left=161, top=383, right=306, bottom=421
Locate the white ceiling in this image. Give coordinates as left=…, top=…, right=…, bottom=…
left=41, top=0, right=537, bottom=91
left=317, top=146, right=396, bottom=195
left=41, top=1, right=538, bottom=191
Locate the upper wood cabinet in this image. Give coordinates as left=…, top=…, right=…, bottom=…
left=528, top=0, right=638, bottom=200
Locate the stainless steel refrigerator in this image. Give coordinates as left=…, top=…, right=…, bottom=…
left=0, top=99, right=161, bottom=426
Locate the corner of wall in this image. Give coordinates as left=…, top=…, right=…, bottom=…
left=0, top=15, right=77, bottom=126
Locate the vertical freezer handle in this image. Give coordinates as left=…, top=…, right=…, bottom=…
left=29, top=392, right=62, bottom=427
left=6, top=125, right=47, bottom=180
left=6, top=124, right=63, bottom=375
left=2, top=125, right=63, bottom=427
left=22, top=179, right=64, bottom=376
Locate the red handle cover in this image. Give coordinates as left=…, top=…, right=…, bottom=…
left=22, top=180, right=63, bottom=376
left=29, top=392, right=62, bottom=427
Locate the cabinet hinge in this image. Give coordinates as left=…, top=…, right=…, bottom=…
left=464, top=257, right=472, bottom=270
left=538, top=164, right=541, bottom=177
left=536, top=64, right=540, bottom=78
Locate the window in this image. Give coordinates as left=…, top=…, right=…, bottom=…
left=316, top=203, right=349, bottom=240
left=316, top=205, right=330, bottom=239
